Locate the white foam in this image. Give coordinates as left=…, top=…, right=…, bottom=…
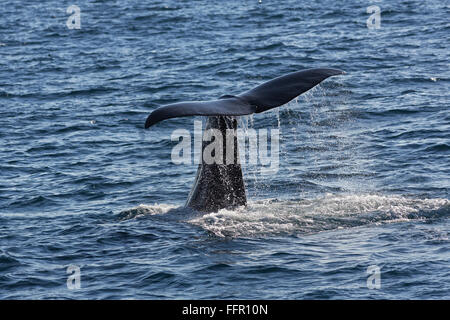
left=118, top=194, right=449, bottom=238
left=118, top=203, right=179, bottom=220
left=188, top=194, right=449, bottom=238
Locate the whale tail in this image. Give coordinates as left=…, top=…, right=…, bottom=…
left=185, top=116, right=246, bottom=212
left=144, top=68, right=344, bottom=128
left=144, top=68, right=344, bottom=213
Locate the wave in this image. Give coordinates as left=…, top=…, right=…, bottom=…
left=118, top=204, right=181, bottom=221
left=119, top=194, right=449, bottom=238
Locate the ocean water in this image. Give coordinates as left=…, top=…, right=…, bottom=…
left=0, top=0, right=449, bottom=299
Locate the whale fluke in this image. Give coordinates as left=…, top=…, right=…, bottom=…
left=144, top=68, right=344, bottom=128
left=145, top=97, right=255, bottom=129
left=238, top=68, right=345, bottom=113
left=143, top=68, right=344, bottom=213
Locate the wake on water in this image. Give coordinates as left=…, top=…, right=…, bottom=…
left=118, top=194, right=450, bottom=238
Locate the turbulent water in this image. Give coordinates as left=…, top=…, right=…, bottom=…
left=0, top=0, right=449, bottom=299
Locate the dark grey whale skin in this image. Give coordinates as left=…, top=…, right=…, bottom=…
left=145, top=68, right=344, bottom=129
left=185, top=116, right=246, bottom=212
left=144, top=68, right=344, bottom=213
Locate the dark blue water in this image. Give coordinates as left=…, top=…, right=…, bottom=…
left=0, top=0, right=449, bottom=299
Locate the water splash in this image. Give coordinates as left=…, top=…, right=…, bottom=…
left=119, top=194, right=449, bottom=238
left=118, top=203, right=180, bottom=221
left=188, top=194, right=450, bottom=238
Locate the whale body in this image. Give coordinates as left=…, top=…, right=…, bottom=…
left=144, top=68, right=344, bottom=212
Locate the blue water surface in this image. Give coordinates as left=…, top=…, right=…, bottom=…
left=0, top=0, right=449, bottom=299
